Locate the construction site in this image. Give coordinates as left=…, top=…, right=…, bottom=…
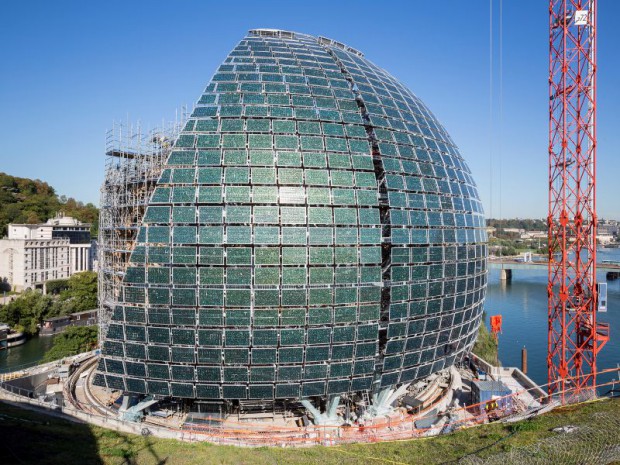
left=1, top=1, right=619, bottom=462
left=98, top=116, right=187, bottom=342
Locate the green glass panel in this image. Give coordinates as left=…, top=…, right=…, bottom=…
left=305, top=169, right=329, bottom=185
left=254, top=309, right=279, bottom=326
left=253, top=329, right=278, bottom=346
left=278, top=168, right=303, bottom=184
left=227, top=247, right=251, bottom=264
left=254, top=206, right=279, bottom=224
left=198, top=186, right=222, bottom=203
left=225, top=330, right=250, bottom=347
left=309, top=227, right=333, bottom=245
left=226, top=290, right=251, bottom=307
left=254, top=226, right=279, bottom=244
left=307, top=187, right=330, bottom=205
left=309, top=247, right=332, bottom=264
left=282, top=267, right=306, bottom=285
left=282, top=227, right=306, bottom=244
left=277, top=151, right=301, bottom=166
left=255, top=289, right=279, bottom=307
left=226, top=226, right=251, bottom=244
left=303, top=152, right=327, bottom=168
left=280, top=207, right=305, bottom=224
left=253, top=185, right=278, bottom=203
left=226, top=309, right=251, bottom=326
left=282, top=247, right=305, bottom=265
left=308, top=307, right=331, bottom=325
left=227, top=267, right=251, bottom=285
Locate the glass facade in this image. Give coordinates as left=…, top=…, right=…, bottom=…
left=96, top=29, right=487, bottom=400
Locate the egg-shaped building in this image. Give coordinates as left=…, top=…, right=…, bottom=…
left=95, top=29, right=487, bottom=406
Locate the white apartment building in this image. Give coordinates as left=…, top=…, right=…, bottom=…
left=0, top=215, right=92, bottom=291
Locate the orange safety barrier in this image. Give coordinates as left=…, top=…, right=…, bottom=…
left=174, top=366, right=620, bottom=446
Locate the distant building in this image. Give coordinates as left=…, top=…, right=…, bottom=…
left=89, top=239, right=99, bottom=272
left=597, top=234, right=614, bottom=245
left=598, top=220, right=618, bottom=237
left=40, top=309, right=98, bottom=336
left=519, top=231, right=546, bottom=240
left=0, top=214, right=92, bottom=292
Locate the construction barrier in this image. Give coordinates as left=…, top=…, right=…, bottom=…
left=1, top=364, right=619, bottom=448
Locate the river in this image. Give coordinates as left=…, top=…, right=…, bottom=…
left=0, top=334, right=57, bottom=372
left=486, top=247, right=620, bottom=390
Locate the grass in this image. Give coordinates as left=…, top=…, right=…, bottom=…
left=0, top=397, right=618, bottom=464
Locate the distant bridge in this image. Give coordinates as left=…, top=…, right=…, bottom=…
left=488, top=259, right=620, bottom=272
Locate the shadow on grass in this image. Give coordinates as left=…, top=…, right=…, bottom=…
left=0, top=402, right=168, bottom=465
left=0, top=402, right=104, bottom=465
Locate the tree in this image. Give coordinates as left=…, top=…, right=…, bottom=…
left=474, top=319, right=499, bottom=365
left=0, top=290, right=60, bottom=335
left=25, top=211, right=41, bottom=224
left=0, top=271, right=98, bottom=335
left=0, top=172, right=99, bottom=237
left=45, top=279, right=69, bottom=295
left=43, top=326, right=98, bottom=362
left=59, top=271, right=98, bottom=312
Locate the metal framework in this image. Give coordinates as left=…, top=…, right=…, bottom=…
left=94, top=30, right=488, bottom=406
left=548, top=0, right=608, bottom=400
left=99, top=116, right=186, bottom=337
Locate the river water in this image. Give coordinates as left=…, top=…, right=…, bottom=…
left=0, top=334, right=56, bottom=372
left=486, top=248, right=620, bottom=390
left=1, top=251, right=618, bottom=387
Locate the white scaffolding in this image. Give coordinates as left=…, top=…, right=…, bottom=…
left=98, top=113, right=188, bottom=337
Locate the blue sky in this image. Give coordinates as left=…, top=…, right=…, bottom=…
left=1, top=0, right=618, bottom=219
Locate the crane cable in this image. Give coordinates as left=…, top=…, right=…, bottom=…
left=490, top=0, right=504, bottom=259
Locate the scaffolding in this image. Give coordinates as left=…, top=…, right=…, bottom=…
left=98, top=114, right=187, bottom=337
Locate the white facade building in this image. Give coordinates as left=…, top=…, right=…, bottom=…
left=596, top=233, right=615, bottom=245
left=0, top=215, right=92, bottom=291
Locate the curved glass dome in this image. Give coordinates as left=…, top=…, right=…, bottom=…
left=96, top=29, right=487, bottom=401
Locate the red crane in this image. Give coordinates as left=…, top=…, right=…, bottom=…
left=548, top=0, right=608, bottom=402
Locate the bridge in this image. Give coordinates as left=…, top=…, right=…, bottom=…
left=488, top=259, right=620, bottom=272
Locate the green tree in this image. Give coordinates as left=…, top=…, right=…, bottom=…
left=43, top=326, right=98, bottom=362
left=0, top=272, right=98, bottom=335
left=59, top=271, right=98, bottom=312
left=0, top=290, right=61, bottom=335
left=45, top=279, right=69, bottom=295
left=0, top=172, right=99, bottom=237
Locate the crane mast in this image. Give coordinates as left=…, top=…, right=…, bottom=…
left=548, top=0, right=608, bottom=402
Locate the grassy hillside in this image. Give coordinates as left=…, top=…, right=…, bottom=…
left=0, top=397, right=617, bottom=464
left=0, top=172, right=98, bottom=237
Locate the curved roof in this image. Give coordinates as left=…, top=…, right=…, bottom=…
left=96, top=30, right=487, bottom=401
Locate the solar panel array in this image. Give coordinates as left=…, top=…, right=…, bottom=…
left=95, top=30, right=487, bottom=400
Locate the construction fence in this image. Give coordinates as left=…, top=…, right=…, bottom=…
left=1, top=364, right=619, bottom=456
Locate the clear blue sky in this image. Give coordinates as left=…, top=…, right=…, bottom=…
left=1, top=0, right=619, bottom=219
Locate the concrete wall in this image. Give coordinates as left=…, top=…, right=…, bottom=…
left=0, top=240, right=26, bottom=290
left=4, top=371, right=51, bottom=396
left=0, top=389, right=199, bottom=442
left=8, top=225, right=51, bottom=240
left=0, top=238, right=74, bottom=291
left=69, top=244, right=91, bottom=274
